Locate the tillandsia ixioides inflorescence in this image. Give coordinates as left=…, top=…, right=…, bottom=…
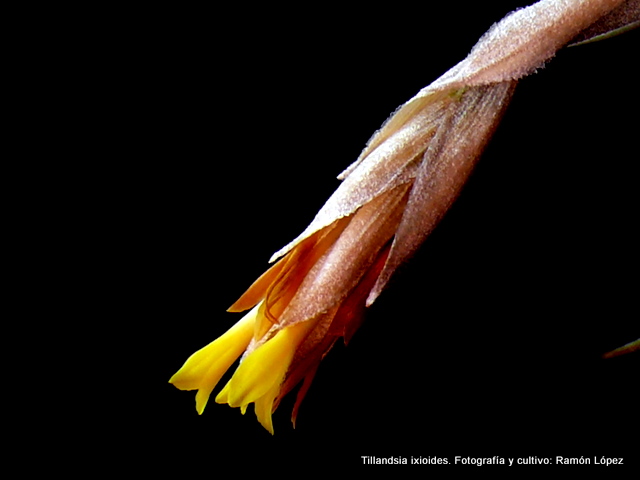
left=170, top=0, right=639, bottom=433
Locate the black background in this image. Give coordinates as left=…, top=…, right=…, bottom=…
left=93, top=1, right=639, bottom=472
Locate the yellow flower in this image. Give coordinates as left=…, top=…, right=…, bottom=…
left=168, top=305, right=256, bottom=416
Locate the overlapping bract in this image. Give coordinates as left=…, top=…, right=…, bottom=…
left=170, top=0, right=637, bottom=433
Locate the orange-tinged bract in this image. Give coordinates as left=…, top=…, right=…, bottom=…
left=170, top=0, right=637, bottom=433
left=171, top=185, right=411, bottom=433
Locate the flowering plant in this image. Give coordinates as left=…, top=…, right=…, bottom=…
left=170, top=0, right=638, bottom=433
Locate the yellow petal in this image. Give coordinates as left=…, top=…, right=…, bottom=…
left=253, top=382, right=281, bottom=435
left=217, top=320, right=314, bottom=410
left=169, top=305, right=258, bottom=414
left=215, top=381, right=230, bottom=404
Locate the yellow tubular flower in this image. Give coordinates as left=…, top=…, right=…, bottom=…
left=215, top=321, right=317, bottom=434
left=169, top=305, right=257, bottom=414
left=170, top=0, right=638, bottom=433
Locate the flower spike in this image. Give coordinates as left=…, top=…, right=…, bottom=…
left=170, top=0, right=638, bottom=432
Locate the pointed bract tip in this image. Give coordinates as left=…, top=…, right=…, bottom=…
left=602, top=338, right=640, bottom=359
